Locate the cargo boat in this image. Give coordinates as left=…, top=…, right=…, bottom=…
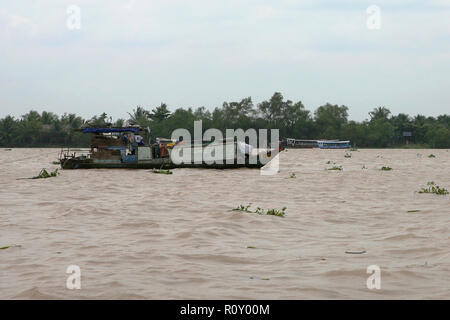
left=59, top=127, right=277, bottom=169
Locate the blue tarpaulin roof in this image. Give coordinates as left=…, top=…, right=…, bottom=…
left=83, top=128, right=140, bottom=134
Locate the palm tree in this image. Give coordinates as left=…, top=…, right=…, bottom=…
left=150, top=103, right=171, bottom=122
left=86, top=112, right=110, bottom=127
left=114, top=119, right=125, bottom=127
left=369, top=107, right=391, bottom=122
left=128, top=106, right=150, bottom=126
left=41, top=111, right=58, bottom=125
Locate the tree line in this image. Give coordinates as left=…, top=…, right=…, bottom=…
left=1, top=92, right=449, bottom=148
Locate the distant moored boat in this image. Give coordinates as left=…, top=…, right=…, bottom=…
left=284, top=138, right=318, bottom=148
left=317, top=140, right=351, bottom=149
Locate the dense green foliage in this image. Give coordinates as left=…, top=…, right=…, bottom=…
left=31, top=168, right=59, bottom=179
left=418, top=181, right=449, bottom=195
left=232, top=204, right=287, bottom=217
left=1, top=92, right=449, bottom=148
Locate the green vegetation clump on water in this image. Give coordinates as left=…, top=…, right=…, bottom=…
left=31, top=168, right=59, bottom=179
left=428, top=154, right=436, bottom=158
left=344, top=153, right=352, bottom=158
left=0, top=244, right=21, bottom=250
left=381, top=166, right=392, bottom=171
left=233, top=204, right=252, bottom=212
left=265, top=207, right=287, bottom=217
left=233, top=204, right=287, bottom=217
left=1, top=97, right=449, bottom=148
left=16, top=168, right=59, bottom=180
left=151, top=169, right=173, bottom=175
left=418, top=182, right=449, bottom=195
left=327, top=165, right=343, bottom=171
left=290, top=173, right=296, bottom=178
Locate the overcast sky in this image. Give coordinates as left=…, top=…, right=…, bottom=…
left=1, top=0, right=449, bottom=121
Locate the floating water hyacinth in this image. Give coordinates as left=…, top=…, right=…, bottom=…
left=31, top=168, right=59, bottom=179
left=232, top=204, right=252, bottom=212
left=418, top=182, right=448, bottom=195
left=151, top=169, right=173, bottom=174
left=327, top=166, right=343, bottom=171
left=381, top=166, right=392, bottom=171
left=0, top=244, right=21, bottom=250
left=233, top=204, right=286, bottom=217
left=265, top=207, right=287, bottom=217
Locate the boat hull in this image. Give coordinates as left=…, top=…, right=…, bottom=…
left=61, top=157, right=264, bottom=169
left=285, top=145, right=317, bottom=149
left=318, top=146, right=350, bottom=149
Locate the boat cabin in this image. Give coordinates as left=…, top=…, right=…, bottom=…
left=284, top=138, right=318, bottom=148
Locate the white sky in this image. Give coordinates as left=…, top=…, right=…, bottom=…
left=0, top=0, right=449, bottom=121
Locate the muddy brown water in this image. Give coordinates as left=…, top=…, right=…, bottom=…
left=0, top=148, right=449, bottom=299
